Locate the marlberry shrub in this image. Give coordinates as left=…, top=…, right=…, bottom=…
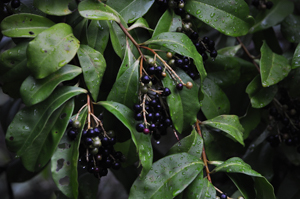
left=0, top=0, right=300, bottom=198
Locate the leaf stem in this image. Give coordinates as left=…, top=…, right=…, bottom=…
left=196, top=119, right=212, bottom=183
left=236, top=37, right=260, bottom=73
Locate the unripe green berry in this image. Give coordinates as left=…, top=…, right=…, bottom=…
left=168, top=59, right=175, bottom=67
left=146, top=81, right=153, bottom=88
left=141, top=86, right=148, bottom=94
left=168, top=0, right=177, bottom=8
left=107, top=130, right=115, bottom=137
left=185, top=14, right=191, bottom=21
left=176, top=27, right=183, bottom=32
left=147, top=57, right=155, bottom=66
left=91, top=148, right=98, bottom=155
left=178, top=2, right=185, bottom=8
left=166, top=52, right=173, bottom=59
left=93, top=140, right=102, bottom=148
left=183, top=23, right=190, bottom=31
left=73, top=120, right=81, bottom=128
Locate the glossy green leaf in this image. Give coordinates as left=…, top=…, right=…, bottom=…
left=128, top=17, right=153, bottom=31
left=108, top=20, right=128, bottom=58
left=212, top=157, right=262, bottom=176
left=20, top=65, right=82, bottom=106
left=162, top=69, right=200, bottom=133
left=1, top=13, right=55, bottom=38
left=98, top=101, right=153, bottom=177
left=27, top=23, right=80, bottom=79
left=0, top=41, right=30, bottom=83
left=250, top=0, right=294, bottom=33
left=260, top=41, right=291, bottom=87
left=34, top=0, right=76, bottom=16
left=152, top=9, right=182, bottom=38
left=5, top=86, right=87, bottom=156
left=202, top=115, right=244, bottom=145
left=78, top=172, right=100, bottom=199
left=246, top=75, right=277, bottom=108
left=78, top=0, right=120, bottom=23
left=21, top=99, right=74, bottom=172
left=116, top=39, right=136, bottom=79
left=166, top=128, right=203, bottom=158
left=254, top=177, right=276, bottom=199
left=51, top=107, right=88, bottom=199
left=87, top=20, right=109, bottom=54
left=240, top=107, right=261, bottom=139
left=77, top=45, right=107, bottom=101
left=106, top=0, right=154, bottom=23
left=205, top=55, right=240, bottom=87
left=281, top=14, right=300, bottom=43
left=227, top=173, right=256, bottom=199
left=73, top=18, right=88, bottom=43
left=107, top=59, right=139, bottom=109
left=201, top=78, right=230, bottom=119
left=292, top=43, right=300, bottom=69
left=185, top=0, right=254, bottom=37
left=144, top=32, right=206, bottom=84
left=129, top=153, right=204, bottom=199
left=182, top=172, right=216, bottom=199
left=218, top=44, right=241, bottom=57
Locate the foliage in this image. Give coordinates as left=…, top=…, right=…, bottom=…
left=1, top=0, right=300, bottom=198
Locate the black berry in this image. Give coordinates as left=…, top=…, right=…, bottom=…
left=136, top=123, right=145, bottom=132
left=11, top=0, right=20, bottom=8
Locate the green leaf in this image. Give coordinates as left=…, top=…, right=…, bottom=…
left=107, top=59, right=139, bottom=109
left=250, top=0, right=294, bottom=33
left=281, top=14, right=300, bottom=43
left=129, top=153, right=204, bottom=199
left=218, top=44, right=241, bottom=57
left=143, top=32, right=206, bottom=84
left=98, top=101, right=153, bottom=177
left=5, top=86, right=87, bottom=156
left=260, top=41, right=291, bottom=87
left=1, top=13, right=55, bottom=38
left=285, top=68, right=300, bottom=98
left=27, top=23, right=80, bottom=79
left=21, top=99, right=74, bottom=172
left=78, top=0, right=120, bottom=23
left=107, top=20, right=128, bottom=58
left=20, top=65, right=82, bottom=106
left=205, top=55, right=241, bottom=87
left=87, top=20, right=109, bottom=54
left=202, top=115, right=244, bottom=146
left=227, top=173, right=256, bottom=199
left=292, top=43, right=300, bottom=69
left=116, top=39, right=136, bottom=79
left=201, top=78, right=230, bottom=119
left=152, top=9, right=182, bottom=38
left=128, top=17, right=153, bottom=31
left=51, top=107, right=88, bottom=199
left=34, top=0, right=76, bottom=16
left=77, top=45, right=107, bottom=101
left=246, top=75, right=277, bottom=108
left=78, top=172, right=100, bottom=199
left=182, top=172, right=216, bottom=199
left=254, top=177, right=276, bottom=199
left=166, top=128, right=203, bottom=158
left=185, top=0, right=254, bottom=37
left=106, top=0, right=154, bottom=23
left=162, top=68, right=200, bottom=133
left=240, top=107, right=261, bottom=139
left=0, top=41, right=30, bottom=83
left=212, top=157, right=262, bottom=176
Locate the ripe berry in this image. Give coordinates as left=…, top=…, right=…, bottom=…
left=175, top=59, right=184, bottom=67
left=11, top=0, right=20, bottom=8
left=88, top=128, right=96, bottom=137
left=182, top=64, right=189, bottom=71
left=285, top=138, right=293, bottom=146
left=188, top=72, right=196, bottom=79
left=105, top=158, right=113, bottom=168
left=155, top=66, right=163, bottom=75
left=82, top=129, right=88, bottom=138
left=112, top=162, right=121, bottom=170
left=210, top=49, right=218, bottom=58
left=202, top=36, right=209, bottom=44
left=174, top=7, right=184, bottom=15
left=220, top=193, right=227, bottom=199
left=164, top=118, right=172, bottom=126
left=85, top=137, right=93, bottom=145
left=109, top=137, right=116, bottom=145
left=136, top=123, right=145, bottom=132
left=176, top=83, right=183, bottom=90
left=147, top=66, right=156, bottom=75
left=149, top=123, right=156, bottom=131
left=146, top=113, right=154, bottom=121
left=190, top=32, right=199, bottom=40
left=133, top=104, right=142, bottom=113
left=114, top=151, right=123, bottom=159
left=207, top=40, right=215, bottom=50
left=265, top=1, right=273, bottom=9
left=134, top=113, right=143, bottom=121
left=183, top=57, right=189, bottom=64
left=101, top=137, right=109, bottom=146
left=141, top=75, right=150, bottom=84
left=163, top=87, right=171, bottom=96
left=201, top=53, right=208, bottom=61
left=67, top=129, right=77, bottom=140
left=154, top=112, right=161, bottom=121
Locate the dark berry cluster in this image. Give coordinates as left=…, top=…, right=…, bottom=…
left=252, top=0, right=273, bottom=9
left=266, top=90, right=300, bottom=153
left=67, top=114, right=125, bottom=179
left=0, top=0, right=20, bottom=19
left=155, top=0, right=186, bottom=16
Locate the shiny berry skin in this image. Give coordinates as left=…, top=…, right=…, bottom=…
left=85, top=137, right=93, bottom=145
left=82, top=129, right=88, bottom=138
left=285, top=138, right=293, bottom=146
left=265, top=1, right=273, bottom=9
left=163, top=87, right=171, bottom=96
left=67, top=129, right=77, bottom=140
left=105, top=158, right=113, bottom=168
left=146, top=113, right=154, bottom=121
left=101, top=137, right=109, bottom=147
left=176, top=83, right=183, bottom=90
left=109, top=137, right=116, bottom=145
left=220, top=193, right=227, bottom=199
left=73, top=120, right=81, bottom=128
left=189, top=72, right=196, bottom=79
left=112, top=162, right=121, bottom=170
left=202, top=36, right=209, bottom=44
left=190, top=32, right=199, bottom=40
left=147, top=66, right=156, bottom=75
left=149, top=123, right=156, bottom=131
left=141, top=75, right=150, bottom=84
left=182, top=64, right=189, bottom=71
left=174, top=7, right=184, bottom=15
left=164, top=118, right=172, bottom=126
left=11, top=0, right=20, bottom=8
left=88, top=128, right=96, bottom=137
left=143, top=128, right=150, bottom=134
left=136, top=123, right=145, bottom=132
left=133, top=104, right=142, bottom=113
left=175, top=59, right=184, bottom=67
left=155, top=66, right=163, bottom=75
left=207, top=40, right=215, bottom=50
left=210, top=49, right=218, bottom=58
left=154, top=112, right=161, bottom=121
left=134, top=113, right=143, bottom=121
